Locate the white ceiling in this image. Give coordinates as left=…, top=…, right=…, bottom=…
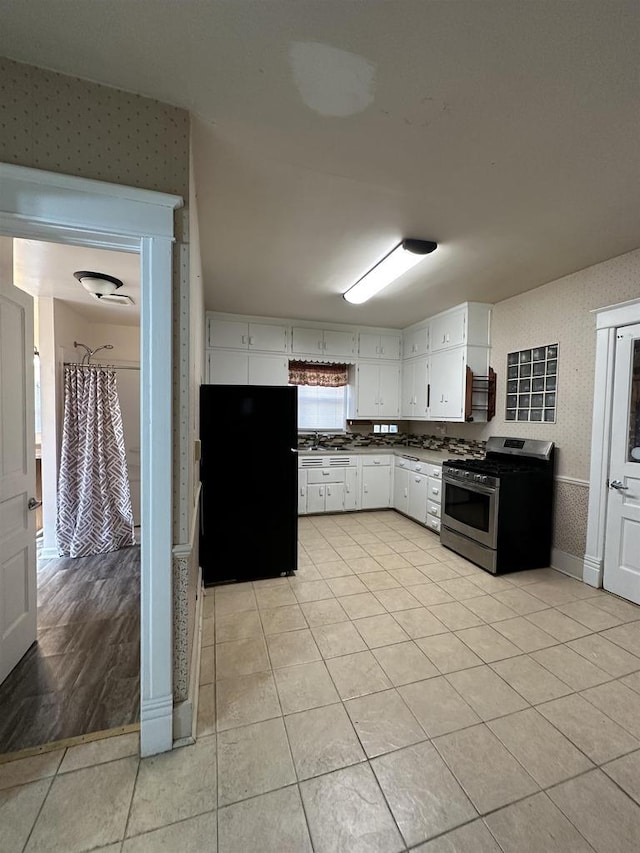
left=13, top=240, right=140, bottom=326
left=1, top=1, right=639, bottom=328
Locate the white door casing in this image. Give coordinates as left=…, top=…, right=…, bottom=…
left=603, top=324, right=640, bottom=604
left=584, top=297, right=640, bottom=591
left=0, top=236, right=37, bottom=684
left=0, top=162, right=182, bottom=757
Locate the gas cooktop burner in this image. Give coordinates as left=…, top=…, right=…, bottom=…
left=444, top=458, right=539, bottom=477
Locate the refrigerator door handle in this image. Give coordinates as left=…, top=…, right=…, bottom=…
left=199, top=484, right=205, bottom=535
left=290, top=448, right=298, bottom=453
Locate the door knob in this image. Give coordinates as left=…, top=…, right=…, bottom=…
left=28, top=497, right=42, bottom=510
left=609, top=480, right=629, bottom=491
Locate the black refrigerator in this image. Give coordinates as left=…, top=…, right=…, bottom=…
left=199, top=384, right=298, bottom=586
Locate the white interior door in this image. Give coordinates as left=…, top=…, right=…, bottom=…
left=0, top=237, right=37, bottom=684
left=603, top=322, right=640, bottom=604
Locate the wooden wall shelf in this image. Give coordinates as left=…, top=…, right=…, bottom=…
left=465, top=366, right=496, bottom=422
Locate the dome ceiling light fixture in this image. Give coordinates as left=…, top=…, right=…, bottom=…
left=73, top=270, right=134, bottom=306
left=343, top=239, right=438, bottom=305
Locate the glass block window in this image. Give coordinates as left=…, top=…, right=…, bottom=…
left=506, top=344, right=558, bottom=423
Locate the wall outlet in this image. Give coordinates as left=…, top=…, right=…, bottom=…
left=434, top=422, right=447, bottom=436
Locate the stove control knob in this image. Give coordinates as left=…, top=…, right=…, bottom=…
left=474, top=474, right=482, bottom=482
left=481, top=475, right=488, bottom=484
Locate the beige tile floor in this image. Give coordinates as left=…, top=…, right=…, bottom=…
left=3, top=509, right=640, bottom=852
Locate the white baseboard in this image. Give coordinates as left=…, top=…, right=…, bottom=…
left=39, top=546, right=60, bottom=560
left=582, top=554, right=604, bottom=588
left=550, top=548, right=584, bottom=580
left=172, top=565, right=203, bottom=744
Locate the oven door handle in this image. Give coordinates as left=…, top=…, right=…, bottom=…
left=443, top=475, right=497, bottom=497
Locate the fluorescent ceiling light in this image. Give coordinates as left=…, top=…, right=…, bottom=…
left=343, top=239, right=438, bottom=304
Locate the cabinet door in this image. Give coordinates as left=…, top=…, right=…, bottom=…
left=361, top=465, right=391, bottom=509
left=325, top=483, right=345, bottom=513
left=400, top=361, right=415, bottom=418
left=408, top=473, right=428, bottom=524
left=413, top=356, right=430, bottom=418
left=377, top=364, right=400, bottom=417
left=249, top=323, right=289, bottom=352
left=356, top=363, right=380, bottom=417
left=207, top=350, right=248, bottom=384
left=403, top=325, right=429, bottom=358
left=307, top=484, right=326, bottom=514
left=430, top=309, right=466, bottom=351
left=357, top=332, right=380, bottom=359
left=393, top=464, right=409, bottom=514
left=323, top=329, right=355, bottom=357
left=378, top=333, right=401, bottom=360
left=248, top=354, right=289, bottom=385
left=292, top=327, right=323, bottom=354
left=344, top=468, right=358, bottom=511
left=429, top=349, right=465, bottom=419
left=209, top=318, right=248, bottom=349
left=298, top=470, right=308, bottom=515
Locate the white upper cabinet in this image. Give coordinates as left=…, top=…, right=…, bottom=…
left=358, top=332, right=401, bottom=360
left=430, top=308, right=466, bottom=352
left=401, top=356, right=429, bottom=419
left=402, top=324, right=429, bottom=358
left=208, top=317, right=289, bottom=352
left=428, top=348, right=466, bottom=420
left=429, top=302, right=491, bottom=352
left=354, top=363, right=400, bottom=418
left=206, top=351, right=289, bottom=385
left=291, top=327, right=356, bottom=357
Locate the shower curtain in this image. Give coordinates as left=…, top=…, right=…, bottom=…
left=56, top=364, right=135, bottom=557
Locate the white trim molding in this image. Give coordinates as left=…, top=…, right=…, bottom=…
left=584, top=298, right=640, bottom=589
left=551, top=548, right=584, bottom=580
left=0, top=162, right=183, bottom=758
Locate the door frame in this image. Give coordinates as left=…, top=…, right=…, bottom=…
left=0, top=162, right=183, bottom=757
left=584, top=296, right=640, bottom=589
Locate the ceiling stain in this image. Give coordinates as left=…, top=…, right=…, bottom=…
left=289, top=41, right=375, bottom=117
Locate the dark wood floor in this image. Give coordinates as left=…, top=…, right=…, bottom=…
left=0, top=546, right=140, bottom=754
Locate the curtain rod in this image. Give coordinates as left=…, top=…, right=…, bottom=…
left=63, top=362, right=140, bottom=371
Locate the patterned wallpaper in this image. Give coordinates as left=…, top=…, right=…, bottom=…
left=0, top=57, right=188, bottom=196
left=450, top=247, right=640, bottom=556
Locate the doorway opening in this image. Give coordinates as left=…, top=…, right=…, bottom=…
left=0, top=239, right=142, bottom=755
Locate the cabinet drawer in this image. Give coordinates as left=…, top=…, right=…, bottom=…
left=362, top=455, right=391, bottom=467
left=426, top=516, right=441, bottom=533
left=427, top=479, right=442, bottom=501
left=410, top=461, right=426, bottom=474
left=307, top=469, right=346, bottom=484
left=427, top=500, right=441, bottom=519
left=395, top=456, right=410, bottom=469
left=427, top=464, right=442, bottom=479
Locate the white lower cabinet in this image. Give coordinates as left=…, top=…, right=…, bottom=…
left=361, top=456, right=391, bottom=509
left=393, top=458, right=410, bottom=514
left=426, top=464, right=442, bottom=532
left=298, top=469, right=307, bottom=515
left=298, top=457, right=358, bottom=515
left=344, top=467, right=359, bottom=511
left=407, top=469, right=429, bottom=525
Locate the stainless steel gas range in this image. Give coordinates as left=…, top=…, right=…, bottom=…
left=440, top=436, right=555, bottom=574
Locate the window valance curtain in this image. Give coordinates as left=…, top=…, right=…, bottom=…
left=289, top=360, right=349, bottom=387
